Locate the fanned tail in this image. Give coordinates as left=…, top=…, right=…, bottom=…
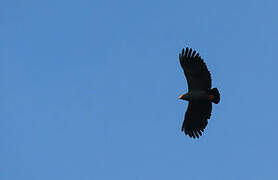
left=208, top=88, right=220, bottom=104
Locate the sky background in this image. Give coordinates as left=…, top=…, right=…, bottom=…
left=1, top=0, right=278, bottom=179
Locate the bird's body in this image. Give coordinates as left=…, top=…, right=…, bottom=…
left=179, top=47, right=220, bottom=139
left=181, top=91, right=209, bottom=101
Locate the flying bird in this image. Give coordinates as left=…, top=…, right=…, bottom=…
left=179, top=47, right=220, bottom=138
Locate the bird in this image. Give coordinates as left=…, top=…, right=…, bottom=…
left=178, top=47, right=220, bottom=138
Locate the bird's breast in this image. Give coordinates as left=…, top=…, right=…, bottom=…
left=188, top=91, right=208, bottom=101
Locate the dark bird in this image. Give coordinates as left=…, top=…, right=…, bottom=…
left=179, top=47, right=220, bottom=138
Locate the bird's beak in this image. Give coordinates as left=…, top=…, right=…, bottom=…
left=179, top=94, right=183, bottom=99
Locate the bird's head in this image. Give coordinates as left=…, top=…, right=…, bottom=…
left=179, top=93, right=189, bottom=101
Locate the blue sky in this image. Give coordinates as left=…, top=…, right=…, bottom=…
left=2, top=0, right=278, bottom=179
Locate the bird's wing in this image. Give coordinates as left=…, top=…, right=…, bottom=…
left=181, top=101, right=212, bottom=138
left=179, top=48, right=212, bottom=91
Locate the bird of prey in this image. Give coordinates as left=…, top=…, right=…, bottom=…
left=179, top=47, right=220, bottom=138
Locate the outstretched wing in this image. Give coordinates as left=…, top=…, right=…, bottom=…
left=179, top=48, right=211, bottom=91
left=181, top=101, right=212, bottom=138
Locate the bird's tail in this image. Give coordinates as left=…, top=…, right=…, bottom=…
left=208, top=88, right=220, bottom=104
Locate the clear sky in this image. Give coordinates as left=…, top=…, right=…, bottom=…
left=2, top=0, right=278, bottom=179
